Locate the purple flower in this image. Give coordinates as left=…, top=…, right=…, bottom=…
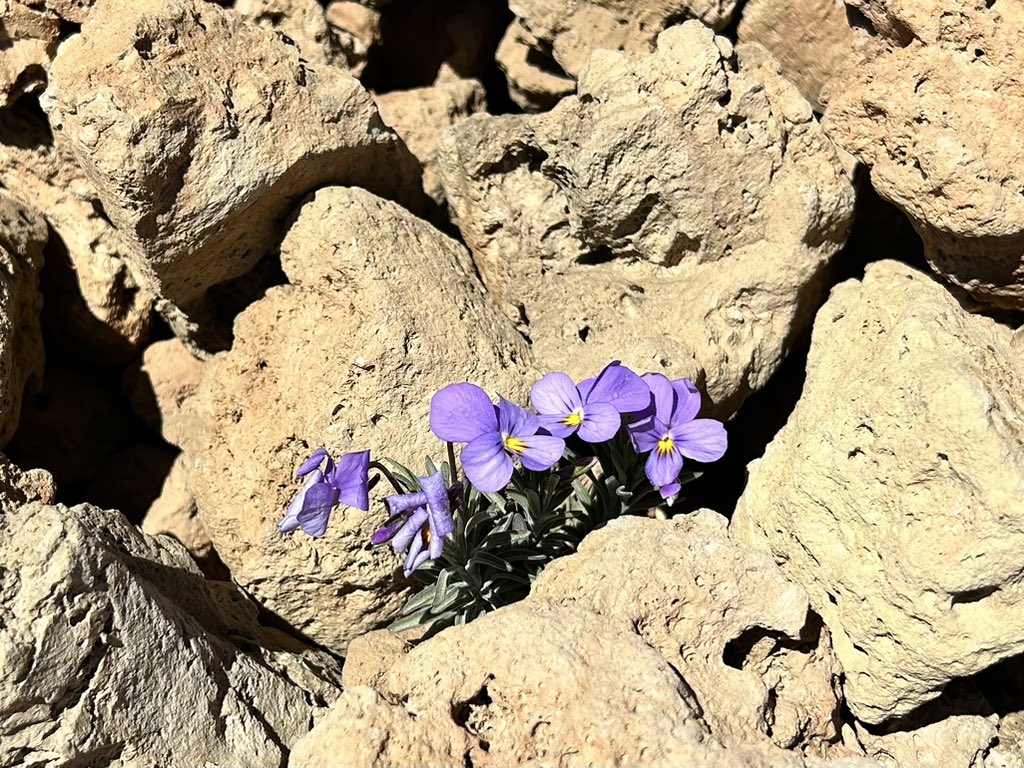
left=628, top=374, right=727, bottom=502
left=371, top=472, right=453, bottom=576
left=530, top=361, right=651, bottom=443
left=430, top=383, right=565, bottom=493
left=278, top=448, right=370, bottom=537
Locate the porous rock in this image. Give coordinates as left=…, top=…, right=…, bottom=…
left=733, top=260, right=1024, bottom=723
left=141, top=451, right=219, bottom=572
left=0, top=452, right=55, bottom=513
left=190, top=186, right=532, bottom=652
left=45, top=0, right=422, bottom=345
left=0, top=1, right=60, bottom=107
left=0, top=105, right=153, bottom=365
left=0, top=190, right=46, bottom=448
left=439, top=22, right=854, bottom=415
left=824, top=0, right=1024, bottom=309
left=374, top=68, right=487, bottom=204
left=0, top=500, right=343, bottom=767
left=497, top=0, right=742, bottom=110
left=123, top=337, right=204, bottom=453
left=495, top=23, right=576, bottom=112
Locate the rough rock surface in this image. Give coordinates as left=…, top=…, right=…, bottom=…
left=737, top=0, right=853, bottom=111
left=191, top=186, right=532, bottom=652
left=0, top=500, right=343, bottom=767
left=0, top=190, right=46, bottom=448
left=497, top=0, right=742, bottom=109
left=0, top=452, right=55, bottom=513
left=0, top=2, right=60, bottom=107
left=45, top=0, right=422, bottom=345
left=824, top=0, right=1024, bottom=309
left=0, top=105, right=153, bottom=365
left=124, top=338, right=204, bottom=452
left=374, top=68, right=487, bottom=204
left=142, top=452, right=218, bottom=571
left=733, top=260, right=1024, bottom=723
left=439, top=23, right=854, bottom=415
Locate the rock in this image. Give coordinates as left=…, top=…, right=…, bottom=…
left=325, top=0, right=382, bottom=73
left=497, top=0, right=742, bottom=108
left=0, top=190, right=46, bottom=448
left=374, top=68, right=487, bottom=204
left=42, top=0, right=97, bottom=24
left=0, top=500, right=343, bottom=767
left=823, top=1, right=1024, bottom=309
left=0, top=103, right=154, bottom=365
left=732, top=260, right=1024, bottom=723
left=0, top=452, right=55, bottom=513
left=0, top=1, right=60, bottom=107
left=737, top=0, right=854, bottom=111
left=190, top=186, right=532, bottom=652
left=438, top=22, right=854, bottom=415
left=533, top=512, right=843, bottom=754
left=83, top=439, right=179, bottom=524
left=45, top=0, right=422, bottom=346
left=123, top=337, right=205, bottom=452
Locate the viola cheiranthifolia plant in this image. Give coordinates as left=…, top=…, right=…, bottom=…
left=277, top=362, right=727, bottom=635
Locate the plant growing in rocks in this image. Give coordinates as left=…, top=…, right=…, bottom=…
left=277, top=362, right=727, bottom=635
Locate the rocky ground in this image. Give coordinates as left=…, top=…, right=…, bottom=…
left=0, top=0, right=1022, bottom=766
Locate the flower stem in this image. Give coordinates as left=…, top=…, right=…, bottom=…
left=369, top=461, right=405, bottom=494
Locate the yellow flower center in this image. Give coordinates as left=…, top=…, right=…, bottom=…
left=656, top=435, right=675, bottom=456
left=562, top=410, right=584, bottom=427
left=503, top=435, right=527, bottom=454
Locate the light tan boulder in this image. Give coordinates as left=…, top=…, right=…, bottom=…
left=733, top=260, right=1024, bottom=723
left=0, top=190, right=46, bottom=448
left=325, top=0, right=382, bottom=56
left=0, top=1, right=59, bottom=106
left=124, top=337, right=204, bottom=452
left=190, top=186, right=532, bottom=652
left=0, top=105, right=153, bottom=365
left=0, top=500, right=343, bottom=767
left=439, top=22, right=854, bottom=415
left=495, top=22, right=576, bottom=112
left=42, top=0, right=96, bottom=23
left=824, top=1, right=1024, bottom=309
left=0, top=452, right=55, bottom=513
left=737, top=0, right=853, bottom=111
left=374, top=68, right=487, bottom=204
left=44, top=0, right=422, bottom=346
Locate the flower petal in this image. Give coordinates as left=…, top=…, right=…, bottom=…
left=429, top=383, right=498, bottom=443
left=537, top=413, right=577, bottom=439
left=296, top=482, right=341, bottom=538
left=672, top=378, right=702, bottom=423
left=644, top=448, right=683, bottom=489
left=421, top=471, right=453, bottom=552
left=404, top=543, right=431, bottom=578
left=371, top=510, right=411, bottom=546
left=333, top=450, right=370, bottom=510
left=530, top=372, right=582, bottom=417
left=659, top=480, right=681, bottom=503
left=641, top=373, right=677, bottom=426
left=278, top=470, right=323, bottom=533
left=517, top=434, right=566, bottom=472
left=296, top=448, right=328, bottom=478
left=386, top=490, right=428, bottom=516
left=675, top=419, right=728, bottom=463
left=576, top=401, right=622, bottom=443
left=584, top=362, right=652, bottom=413
left=461, top=433, right=514, bottom=493
left=497, top=396, right=540, bottom=437
left=391, top=507, right=429, bottom=555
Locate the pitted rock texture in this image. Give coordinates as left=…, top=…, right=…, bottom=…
left=0, top=2, right=59, bottom=107
left=824, top=0, right=1024, bottom=309
left=497, top=0, right=741, bottom=110
left=0, top=105, right=153, bottom=365
left=439, top=22, right=854, bottom=415
left=142, top=452, right=218, bottom=572
left=123, top=338, right=204, bottom=453
left=374, top=68, right=487, bottom=205
left=190, top=186, right=532, bottom=652
left=0, top=191, right=46, bottom=448
left=0, top=501, right=343, bottom=767
left=737, top=0, right=853, bottom=111
left=0, top=452, right=55, bottom=513
left=45, top=0, right=422, bottom=345
left=733, top=260, right=1024, bottom=724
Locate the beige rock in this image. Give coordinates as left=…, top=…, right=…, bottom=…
left=438, top=23, right=854, bottom=415
left=495, top=22, right=576, bottom=112
left=45, top=0, right=422, bottom=346
left=0, top=190, right=45, bottom=448
left=83, top=439, right=179, bottom=523
left=0, top=104, right=153, bottom=365
left=738, top=0, right=854, bottom=111
left=533, top=512, right=843, bottom=753
left=325, top=1, right=381, bottom=57
left=190, top=186, right=532, bottom=652
left=124, top=337, right=204, bottom=452
left=0, top=500, right=343, bottom=767
left=374, top=68, right=487, bottom=204
left=732, top=260, right=1024, bottom=723
left=0, top=452, right=55, bottom=513
left=989, top=711, right=1024, bottom=768
left=42, top=0, right=96, bottom=24
left=0, top=1, right=59, bottom=106
left=824, top=1, right=1024, bottom=309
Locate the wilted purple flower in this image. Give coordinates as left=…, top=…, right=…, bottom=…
left=371, top=471, right=453, bottom=576
left=530, top=361, right=651, bottom=443
left=628, top=374, right=726, bottom=503
left=278, top=448, right=370, bottom=537
left=430, top=383, right=565, bottom=493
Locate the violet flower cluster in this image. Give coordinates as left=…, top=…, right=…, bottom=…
left=277, top=362, right=727, bottom=587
